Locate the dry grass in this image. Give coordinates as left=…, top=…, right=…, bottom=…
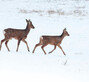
left=19, top=9, right=65, bottom=15
left=19, top=8, right=88, bottom=16
left=19, top=9, right=28, bottom=14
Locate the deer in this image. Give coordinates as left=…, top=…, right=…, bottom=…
left=32, top=28, right=69, bottom=55
left=0, top=19, right=35, bottom=52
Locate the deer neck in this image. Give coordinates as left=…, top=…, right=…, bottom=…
left=60, top=32, right=66, bottom=42
left=25, top=23, right=31, bottom=34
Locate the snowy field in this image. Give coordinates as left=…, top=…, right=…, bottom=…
left=0, top=0, right=89, bottom=82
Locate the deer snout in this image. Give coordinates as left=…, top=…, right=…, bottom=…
left=32, top=25, right=35, bottom=29
left=67, top=33, right=70, bottom=36
left=33, top=26, right=35, bottom=29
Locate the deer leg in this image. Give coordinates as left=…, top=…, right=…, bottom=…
left=41, top=44, right=47, bottom=54
left=58, top=45, right=66, bottom=55
left=32, top=43, right=41, bottom=53
left=0, top=39, right=6, bottom=51
left=49, top=45, right=56, bottom=54
left=22, top=39, right=30, bottom=52
left=16, top=40, right=21, bottom=52
left=5, top=40, right=10, bottom=51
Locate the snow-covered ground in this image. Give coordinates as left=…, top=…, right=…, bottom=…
left=0, top=0, right=89, bottom=82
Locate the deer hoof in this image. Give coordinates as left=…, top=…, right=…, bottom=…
left=28, top=50, right=30, bottom=52
left=44, top=53, right=47, bottom=55
left=16, top=50, right=18, bottom=52
left=64, top=54, right=66, bottom=56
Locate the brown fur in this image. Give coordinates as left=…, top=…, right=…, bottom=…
left=0, top=19, right=35, bottom=51
left=32, top=28, right=69, bottom=55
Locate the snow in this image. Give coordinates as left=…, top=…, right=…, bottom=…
left=0, top=0, right=89, bottom=82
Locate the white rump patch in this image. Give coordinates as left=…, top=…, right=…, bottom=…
left=40, top=36, right=43, bottom=40
left=3, top=30, right=6, bottom=35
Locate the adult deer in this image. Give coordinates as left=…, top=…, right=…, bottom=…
left=0, top=19, right=35, bottom=52
left=32, top=28, right=69, bottom=55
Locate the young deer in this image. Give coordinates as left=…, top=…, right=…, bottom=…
left=0, top=19, right=35, bottom=52
left=32, top=28, right=69, bottom=55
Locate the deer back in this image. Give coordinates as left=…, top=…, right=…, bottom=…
left=3, top=19, right=35, bottom=40
left=4, top=28, right=26, bottom=39
left=41, top=36, right=61, bottom=45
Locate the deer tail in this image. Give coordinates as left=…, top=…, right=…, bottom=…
left=3, top=30, right=6, bottom=35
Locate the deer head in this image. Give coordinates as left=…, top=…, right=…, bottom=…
left=63, top=28, right=70, bottom=36
left=26, top=19, right=35, bottom=29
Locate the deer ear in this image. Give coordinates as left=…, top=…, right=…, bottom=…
left=64, top=28, right=66, bottom=30
left=26, top=19, right=28, bottom=22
